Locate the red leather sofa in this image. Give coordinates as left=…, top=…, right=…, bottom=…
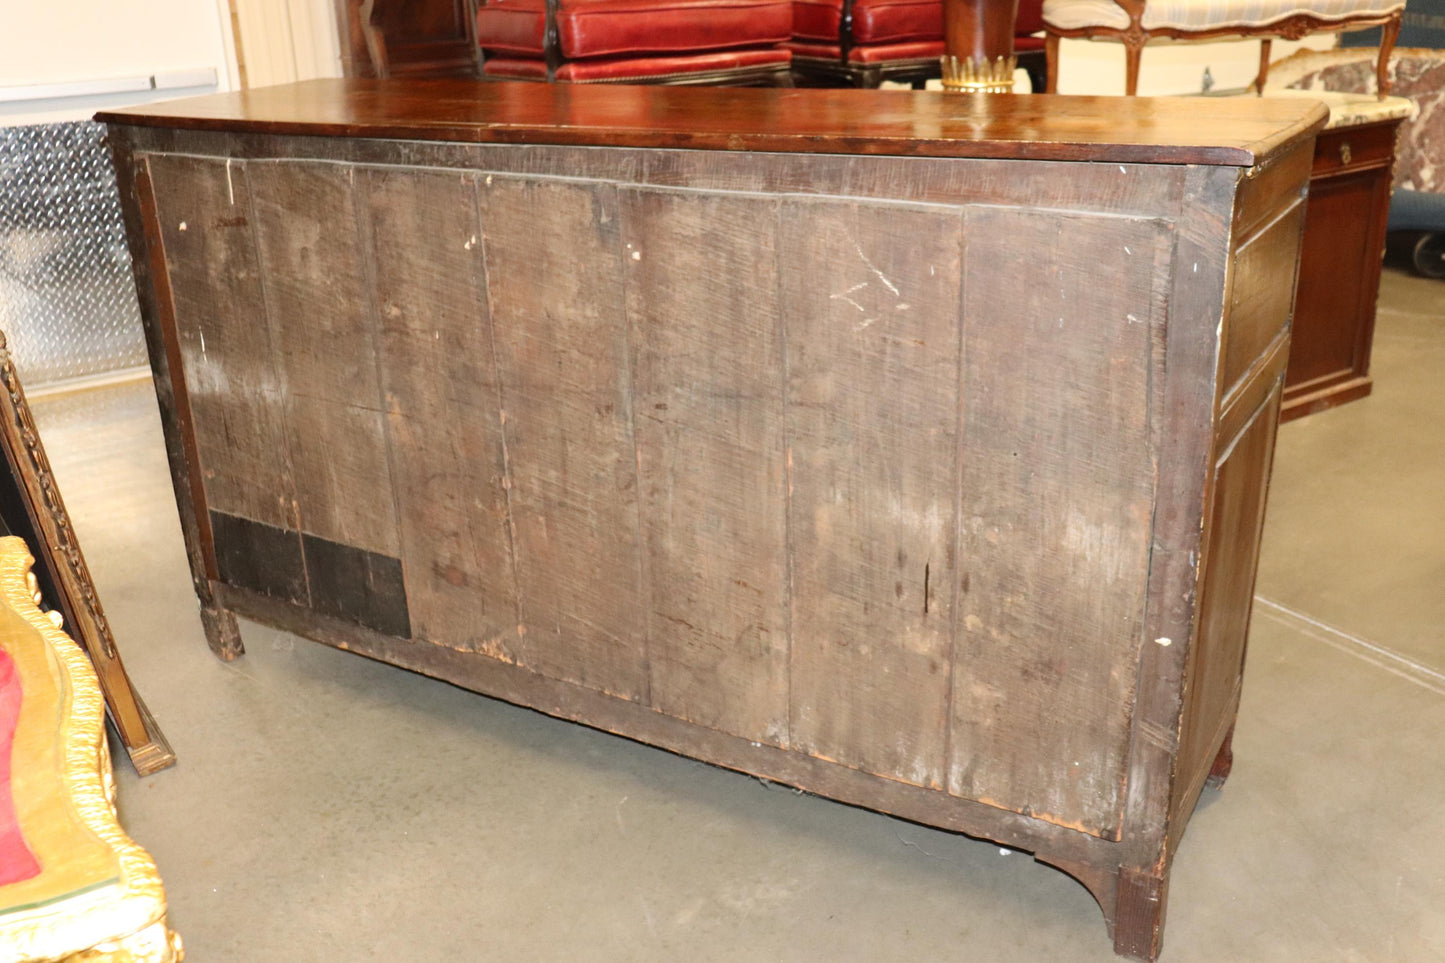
left=788, top=0, right=944, bottom=86
left=476, top=0, right=795, bottom=84
left=788, top=0, right=1047, bottom=90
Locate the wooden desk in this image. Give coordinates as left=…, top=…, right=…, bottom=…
left=1276, top=91, right=1412, bottom=421
left=98, top=81, right=1324, bottom=962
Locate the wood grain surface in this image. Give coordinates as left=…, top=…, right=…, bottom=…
left=950, top=207, right=1169, bottom=840
left=781, top=198, right=963, bottom=789
left=111, top=99, right=1319, bottom=958
left=364, top=168, right=515, bottom=653
left=246, top=161, right=400, bottom=559
left=624, top=187, right=790, bottom=745
left=96, top=78, right=1327, bottom=167
left=479, top=176, right=649, bottom=701
left=146, top=155, right=295, bottom=531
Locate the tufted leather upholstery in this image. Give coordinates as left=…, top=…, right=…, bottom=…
left=789, top=0, right=1048, bottom=88
left=791, top=0, right=942, bottom=44
left=477, top=0, right=794, bottom=84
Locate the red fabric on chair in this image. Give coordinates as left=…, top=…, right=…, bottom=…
left=785, top=38, right=943, bottom=63
left=0, top=650, right=40, bottom=888
left=474, top=0, right=548, bottom=54
left=791, top=0, right=942, bottom=44
left=484, top=46, right=791, bottom=81
left=1016, top=0, right=1045, bottom=37
left=562, top=0, right=793, bottom=56
left=477, top=0, right=793, bottom=59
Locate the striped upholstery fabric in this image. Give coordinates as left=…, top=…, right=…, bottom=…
left=1043, top=0, right=1402, bottom=31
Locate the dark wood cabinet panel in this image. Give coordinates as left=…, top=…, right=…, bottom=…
left=1282, top=115, right=1403, bottom=421
left=101, top=81, right=1321, bottom=962
left=334, top=0, right=479, bottom=79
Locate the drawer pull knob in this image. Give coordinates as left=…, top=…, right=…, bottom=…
left=1339, top=141, right=1352, bottom=165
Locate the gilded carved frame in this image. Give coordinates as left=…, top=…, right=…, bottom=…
left=0, top=330, right=175, bottom=776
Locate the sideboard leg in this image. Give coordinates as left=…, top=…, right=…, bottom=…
left=1113, top=866, right=1169, bottom=962
left=199, top=601, right=244, bottom=662
left=1205, top=721, right=1236, bottom=790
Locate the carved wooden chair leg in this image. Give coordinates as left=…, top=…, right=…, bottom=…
left=1255, top=37, right=1272, bottom=94
left=1123, top=38, right=1143, bottom=95
left=1205, top=721, right=1236, bottom=790
left=1376, top=14, right=1401, bottom=98
left=357, top=0, right=389, bottom=79
left=1045, top=33, right=1060, bottom=92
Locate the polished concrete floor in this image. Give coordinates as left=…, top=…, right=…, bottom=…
left=29, top=267, right=1444, bottom=961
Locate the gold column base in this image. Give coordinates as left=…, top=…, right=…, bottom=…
left=940, top=54, right=1017, bottom=93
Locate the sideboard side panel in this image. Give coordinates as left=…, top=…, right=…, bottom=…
left=950, top=207, right=1169, bottom=841
left=1119, top=164, right=1240, bottom=881
left=1177, top=384, right=1282, bottom=797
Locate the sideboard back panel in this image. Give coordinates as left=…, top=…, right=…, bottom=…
left=144, top=149, right=1187, bottom=836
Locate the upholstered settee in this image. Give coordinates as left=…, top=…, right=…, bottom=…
left=1042, top=0, right=1404, bottom=95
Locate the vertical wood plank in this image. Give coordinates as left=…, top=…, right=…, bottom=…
left=146, top=154, right=295, bottom=531
left=950, top=207, right=1169, bottom=840
left=781, top=198, right=962, bottom=788
left=624, top=187, right=789, bottom=746
left=479, top=175, right=648, bottom=700
left=281, top=396, right=398, bottom=557
left=363, top=168, right=517, bottom=652
left=247, top=161, right=382, bottom=411
left=247, top=160, right=400, bottom=559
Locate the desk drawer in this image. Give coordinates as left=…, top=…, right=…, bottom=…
left=1312, top=121, right=1397, bottom=176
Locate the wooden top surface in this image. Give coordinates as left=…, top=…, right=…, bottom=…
left=97, top=79, right=1328, bottom=167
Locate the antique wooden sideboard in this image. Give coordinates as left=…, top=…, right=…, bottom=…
left=98, top=81, right=1325, bottom=961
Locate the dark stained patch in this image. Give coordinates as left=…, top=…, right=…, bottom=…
left=302, top=533, right=410, bottom=639
left=210, top=510, right=308, bottom=605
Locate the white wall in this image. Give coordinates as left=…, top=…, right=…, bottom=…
left=232, top=0, right=342, bottom=89
left=0, top=0, right=238, bottom=124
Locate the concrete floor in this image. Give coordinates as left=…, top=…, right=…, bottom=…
left=28, top=266, right=1445, bottom=962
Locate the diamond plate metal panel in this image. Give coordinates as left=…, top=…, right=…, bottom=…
left=0, top=121, right=148, bottom=386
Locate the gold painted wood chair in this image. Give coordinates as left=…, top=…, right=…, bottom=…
left=1041, top=0, right=1404, bottom=96
left=0, top=537, right=181, bottom=963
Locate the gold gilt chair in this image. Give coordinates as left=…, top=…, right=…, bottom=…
left=0, top=537, right=181, bottom=963
left=1041, top=0, right=1404, bottom=96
